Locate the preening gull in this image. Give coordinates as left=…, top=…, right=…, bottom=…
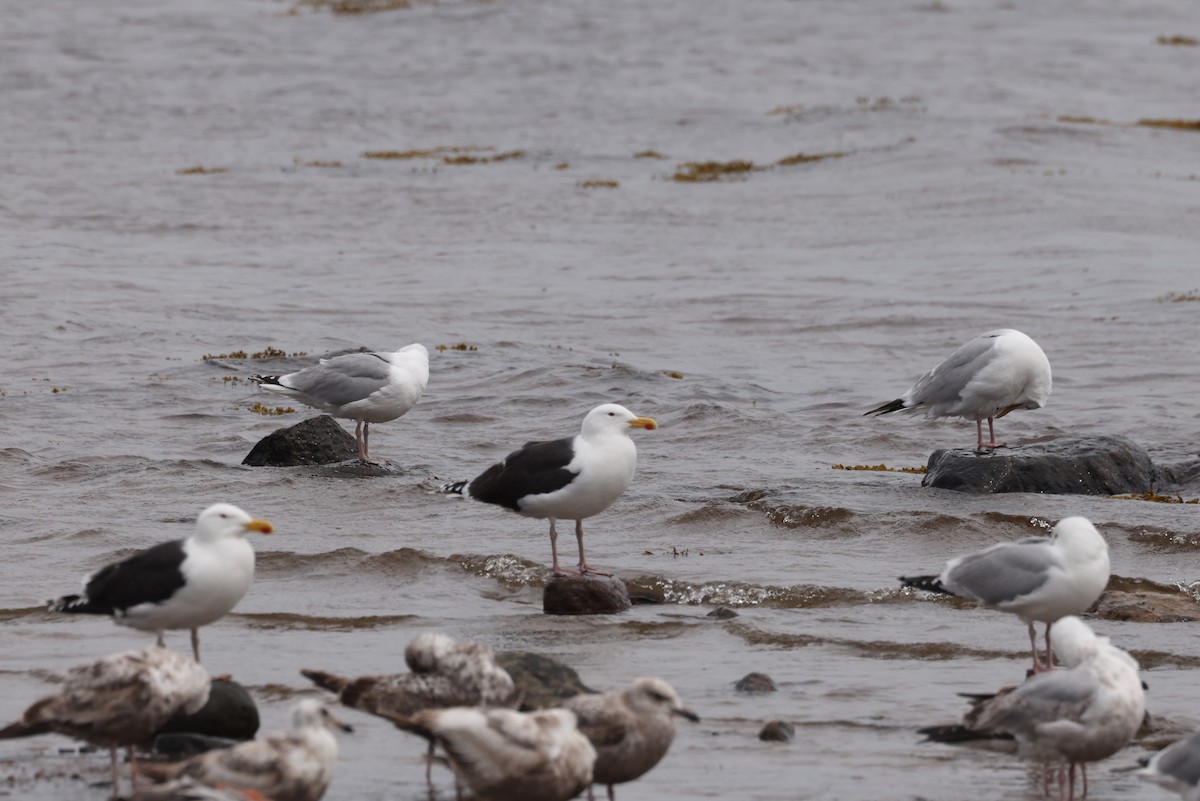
left=386, top=706, right=596, bottom=801
left=139, top=699, right=352, bottom=801
left=49, top=503, right=273, bottom=663
left=924, top=617, right=1144, bottom=801
left=564, top=677, right=699, bottom=801
left=1139, top=726, right=1200, bottom=799
left=865, top=328, right=1051, bottom=450
left=302, top=632, right=521, bottom=787
left=0, top=647, right=210, bottom=798
left=900, top=516, right=1109, bottom=672
left=252, top=343, right=429, bottom=462
left=442, top=403, right=658, bottom=576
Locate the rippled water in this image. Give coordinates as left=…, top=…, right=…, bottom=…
left=4, top=0, right=1200, bottom=799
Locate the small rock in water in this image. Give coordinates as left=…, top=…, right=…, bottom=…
left=242, top=415, right=357, bottom=466
left=735, top=672, right=777, bottom=693
left=922, top=435, right=1157, bottom=495
left=543, top=573, right=631, bottom=616
left=759, top=720, right=795, bottom=742
left=495, top=651, right=594, bottom=710
left=707, top=606, right=739, bottom=620
left=155, top=678, right=259, bottom=742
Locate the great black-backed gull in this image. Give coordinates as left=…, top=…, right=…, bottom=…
left=303, top=632, right=521, bottom=789
left=564, top=677, right=698, bottom=801
left=900, top=517, right=1109, bottom=673
left=0, top=647, right=210, bottom=798
left=926, top=617, right=1143, bottom=801
left=252, top=343, right=429, bottom=462
left=865, top=328, right=1051, bottom=450
left=442, top=403, right=657, bottom=576
left=386, top=706, right=596, bottom=801
left=49, top=503, right=274, bottom=662
left=138, top=699, right=352, bottom=801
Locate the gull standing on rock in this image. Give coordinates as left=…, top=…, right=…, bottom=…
left=564, top=677, right=699, bottom=801
left=442, top=403, right=658, bottom=576
left=252, top=343, right=429, bottom=463
left=49, top=503, right=274, bottom=663
left=865, top=328, right=1051, bottom=450
left=386, top=706, right=596, bottom=801
left=138, top=699, right=352, bottom=801
left=0, top=647, right=210, bottom=799
left=900, top=516, right=1110, bottom=673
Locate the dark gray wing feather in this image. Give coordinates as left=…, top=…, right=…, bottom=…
left=943, top=539, right=1059, bottom=605
left=281, top=353, right=391, bottom=407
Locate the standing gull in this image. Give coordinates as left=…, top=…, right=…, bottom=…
left=0, top=647, right=210, bottom=799
left=139, top=699, right=352, bottom=801
left=442, top=403, right=658, bottom=576
left=925, top=617, right=1144, bottom=801
left=865, top=328, right=1051, bottom=450
left=1138, top=726, right=1200, bottom=799
left=386, top=706, right=596, bottom=801
left=49, top=503, right=273, bottom=663
left=900, top=516, right=1110, bottom=672
left=252, top=343, right=429, bottom=463
left=564, top=677, right=699, bottom=801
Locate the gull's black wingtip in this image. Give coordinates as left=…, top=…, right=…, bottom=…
left=865, top=398, right=906, bottom=417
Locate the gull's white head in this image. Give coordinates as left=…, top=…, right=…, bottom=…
left=1051, top=517, right=1108, bottom=560
left=994, top=329, right=1052, bottom=411
left=194, top=503, right=273, bottom=543
left=405, top=632, right=457, bottom=673
left=581, top=403, right=658, bottom=438
left=291, top=699, right=354, bottom=734
left=626, top=677, right=700, bottom=722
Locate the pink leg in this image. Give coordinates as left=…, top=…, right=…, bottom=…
left=191, top=628, right=201, bottom=663
left=109, top=748, right=120, bottom=798
left=354, top=421, right=366, bottom=461
left=1028, top=622, right=1049, bottom=673
left=363, top=421, right=372, bottom=462
left=1044, top=624, right=1055, bottom=671
left=576, top=520, right=611, bottom=576
left=128, top=747, right=139, bottom=790
left=1081, top=763, right=1088, bottom=798
left=549, top=520, right=579, bottom=576
left=983, top=417, right=1006, bottom=449
left=1068, top=761, right=1077, bottom=801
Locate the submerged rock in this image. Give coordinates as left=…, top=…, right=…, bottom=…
left=759, top=720, right=795, bottom=742
left=922, top=435, right=1157, bottom=495
left=735, top=672, right=777, bottom=693
left=242, top=415, right=357, bottom=467
left=543, top=573, right=631, bottom=616
left=154, top=678, right=259, bottom=743
left=495, top=651, right=594, bottom=711
left=1092, top=589, right=1200, bottom=623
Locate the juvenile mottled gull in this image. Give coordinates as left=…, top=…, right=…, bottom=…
left=442, top=403, right=658, bottom=575
left=1139, top=726, right=1200, bottom=799
left=0, top=647, right=210, bottom=799
left=900, top=516, right=1110, bottom=672
left=49, top=503, right=274, bottom=663
left=865, top=328, right=1051, bottom=449
left=139, top=699, right=352, bottom=801
left=564, top=677, right=699, bottom=801
left=253, top=343, right=429, bottom=463
left=386, top=706, right=596, bottom=801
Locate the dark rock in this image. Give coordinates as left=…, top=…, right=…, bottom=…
left=151, top=732, right=241, bottom=757
left=922, top=435, right=1157, bottom=495
left=628, top=591, right=665, bottom=605
left=495, top=651, right=594, bottom=711
left=542, top=573, right=631, bottom=616
left=1092, top=589, right=1200, bottom=623
left=154, top=679, right=259, bottom=742
left=707, top=606, right=739, bottom=620
left=758, top=720, right=795, bottom=742
left=243, top=415, right=358, bottom=467
left=735, top=672, right=777, bottom=693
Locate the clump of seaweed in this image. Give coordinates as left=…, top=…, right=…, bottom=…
left=176, top=166, right=227, bottom=175
left=295, top=0, right=413, bottom=13
left=634, top=150, right=667, bottom=159
left=1138, top=119, right=1200, bottom=131
left=777, top=151, right=849, bottom=166
left=1157, top=35, right=1199, bottom=46
left=832, top=463, right=927, bottom=474
left=362, top=146, right=492, bottom=160
left=657, top=370, right=684, bottom=379
left=578, top=180, right=619, bottom=188
left=436, top=343, right=478, bottom=352
left=671, top=160, right=756, bottom=182
left=555, top=162, right=570, bottom=170
left=248, top=402, right=296, bottom=416
left=766, top=103, right=805, bottom=116
left=1160, top=290, right=1200, bottom=302
left=442, top=150, right=524, bottom=165
left=1057, top=115, right=1115, bottom=125
left=202, top=346, right=307, bottom=361
left=294, top=158, right=343, bottom=168
left=1110, top=491, right=1199, bottom=504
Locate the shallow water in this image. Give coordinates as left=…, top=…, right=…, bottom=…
left=3, top=0, right=1200, bottom=799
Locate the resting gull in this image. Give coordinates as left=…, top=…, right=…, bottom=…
left=139, top=699, right=352, bottom=801
left=252, top=343, right=429, bottom=462
left=49, top=503, right=273, bottom=663
left=865, top=328, right=1051, bottom=449
left=0, top=647, right=210, bottom=798
left=924, top=617, right=1144, bottom=801
left=1139, top=726, right=1200, bottom=799
left=900, top=516, right=1109, bottom=672
left=564, top=677, right=699, bottom=801
left=442, top=403, right=657, bottom=576
left=386, top=706, right=596, bottom=801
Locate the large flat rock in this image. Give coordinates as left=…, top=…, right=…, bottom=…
left=921, top=435, right=1158, bottom=495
